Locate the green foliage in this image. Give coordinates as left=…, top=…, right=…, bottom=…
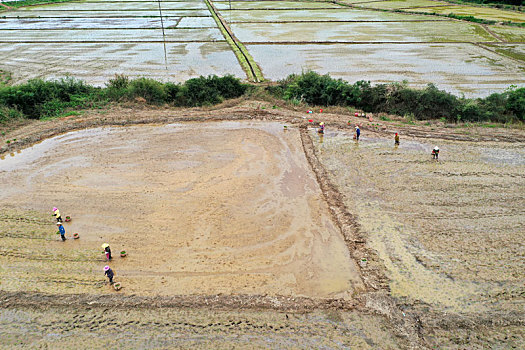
left=275, top=71, right=525, bottom=123
left=0, top=77, right=97, bottom=119
left=506, top=87, right=525, bottom=119
left=3, top=0, right=74, bottom=8
left=176, top=75, right=247, bottom=107
left=0, top=75, right=247, bottom=123
left=445, top=13, right=496, bottom=24
left=128, top=78, right=167, bottom=104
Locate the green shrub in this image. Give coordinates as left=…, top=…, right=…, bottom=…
left=275, top=71, right=525, bottom=123
left=128, top=78, right=167, bottom=104
left=104, top=74, right=130, bottom=101
left=177, top=75, right=247, bottom=107
left=506, top=87, right=525, bottom=121
left=0, top=77, right=96, bottom=119
left=164, top=82, right=181, bottom=104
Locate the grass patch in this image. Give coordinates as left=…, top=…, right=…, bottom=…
left=0, top=70, right=12, bottom=87
left=3, top=0, right=75, bottom=8
left=204, top=0, right=264, bottom=82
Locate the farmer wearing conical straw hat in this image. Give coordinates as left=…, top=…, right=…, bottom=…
left=102, top=243, right=112, bottom=261
left=57, top=222, right=66, bottom=241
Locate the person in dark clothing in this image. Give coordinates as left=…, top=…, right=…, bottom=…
left=395, top=133, right=400, bottom=145
left=57, top=222, right=66, bottom=241
left=102, top=243, right=112, bottom=260
left=355, top=126, right=361, bottom=141
left=104, top=266, right=114, bottom=284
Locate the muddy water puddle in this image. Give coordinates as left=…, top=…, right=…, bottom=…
left=313, top=130, right=525, bottom=313
left=0, top=122, right=363, bottom=298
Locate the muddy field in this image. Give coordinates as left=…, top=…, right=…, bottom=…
left=0, top=102, right=524, bottom=348
left=0, top=121, right=363, bottom=298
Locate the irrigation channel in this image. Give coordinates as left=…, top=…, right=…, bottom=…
left=0, top=0, right=524, bottom=95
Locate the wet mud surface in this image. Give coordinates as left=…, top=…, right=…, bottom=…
left=0, top=100, right=524, bottom=348
left=0, top=121, right=362, bottom=298
left=0, top=304, right=405, bottom=349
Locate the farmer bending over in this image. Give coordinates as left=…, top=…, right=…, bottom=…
left=53, top=207, right=62, bottom=222
left=57, top=222, right=66, bottom=241
left=104, top=266, right=114, bottom=284
left=102, top=243, right=112, bottom=261
left=432, top=146, right=440, bottom=160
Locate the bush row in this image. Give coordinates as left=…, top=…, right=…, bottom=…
left=270, top=71, right=525, bottom=123
left=1, top=72, right=524, bottom=124
left=0, top=75, right=247, bottom=120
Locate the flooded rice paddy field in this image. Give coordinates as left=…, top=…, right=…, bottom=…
left=342, top=0, right=525, bottom=23
left=218, top=7, right=450, bottom=22
left=245, top=43, right=525, bottom=96
left=230, top=20, right=496, bottom=42
left=1, top=0, right=524, bottom=95
left=314, top=128, right=525, bottom=315
left=0, top=41, right=244, bottom=85
left=0, top=122, right=363, bottom=298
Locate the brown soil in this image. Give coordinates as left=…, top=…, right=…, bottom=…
left=0, top=100, right=524, bottom=349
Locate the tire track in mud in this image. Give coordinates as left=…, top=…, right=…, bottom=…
left=0, top=291, right=354, bottom=312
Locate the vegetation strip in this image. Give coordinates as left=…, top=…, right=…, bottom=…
left=204, top=0, right=263, bottom=82
left=1, top=72, right=524, bottom=127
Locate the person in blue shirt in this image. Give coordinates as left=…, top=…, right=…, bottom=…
left=57, top=222, right=66, bottom=241
left=355, top=126, right=361, bottom=140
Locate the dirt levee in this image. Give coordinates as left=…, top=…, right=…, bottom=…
left=0, top=121, right=363, bottom=298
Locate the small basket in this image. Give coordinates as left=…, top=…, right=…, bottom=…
left=73, top=233, right=79, bottom=239
left=113, top=282, right=122, bottom=291
left=65, top=216, right=71, bottom=222
left=120, top=251, right=127, bottom=258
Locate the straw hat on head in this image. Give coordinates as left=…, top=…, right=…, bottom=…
left=101, top=243, right=110, bottom=249
left=104, top=266, right=110, bottom=271
left=56, top=222, right=62, bottom=225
